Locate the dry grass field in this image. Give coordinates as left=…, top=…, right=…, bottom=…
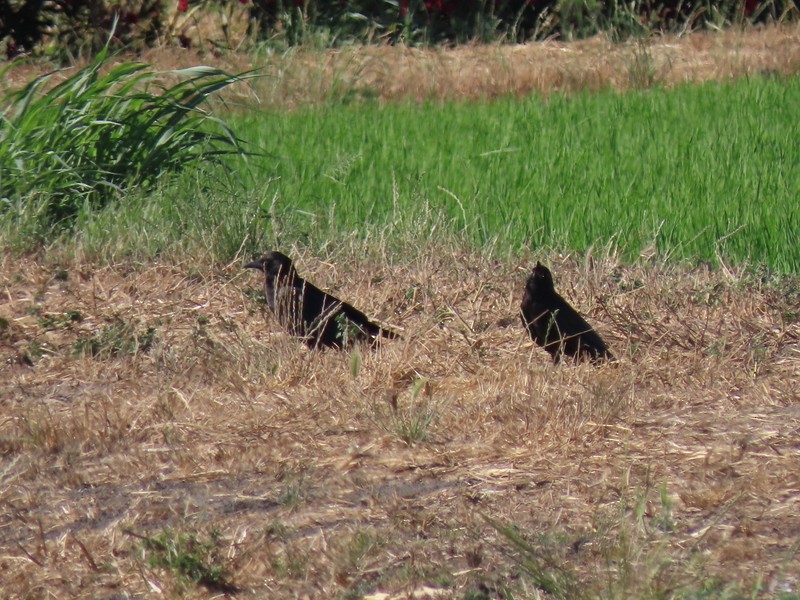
left=2, top=238, right=799, bottom=597
left=5, top=25, right=800, bottom=109
left=239, top=24, right=800, bottom=107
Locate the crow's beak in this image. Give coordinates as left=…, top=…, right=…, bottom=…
left=244, top=260, right=263, bottom=270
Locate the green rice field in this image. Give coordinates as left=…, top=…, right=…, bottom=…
left=236, top=74, right=800, bottom=270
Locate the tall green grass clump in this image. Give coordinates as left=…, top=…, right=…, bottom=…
left=0, top=40, right=252, bottom=247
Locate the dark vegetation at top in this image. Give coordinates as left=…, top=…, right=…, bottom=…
left=2, top=0, right=798, bottom=62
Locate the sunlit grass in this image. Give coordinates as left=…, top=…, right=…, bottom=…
left=232, top=74, right=800, bottom=271
left=0, top=43, right=252, bottom=245
left=2, top=39, right=798, bottom=272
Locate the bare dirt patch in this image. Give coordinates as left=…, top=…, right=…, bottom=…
left=1, top=246, right=798, bottom=597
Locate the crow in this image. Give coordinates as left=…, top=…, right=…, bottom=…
left=244, top=251, right=399, bottom=349
left=520, top=261, right=613, bottom=364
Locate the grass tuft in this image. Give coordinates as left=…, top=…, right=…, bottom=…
left=0, top=38, right=253, bottom=247
left=130, top=528, right=237, bottom=593
left=72, top=318, right=156, bottom=359
left=485, top=515, right=582, bottom=599
left=372, top=378, right=438, bottom=446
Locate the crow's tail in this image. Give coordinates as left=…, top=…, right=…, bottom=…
left=379, top=327, right=401, bottom=340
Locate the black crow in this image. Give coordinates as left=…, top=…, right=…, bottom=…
left=520, top=261, right=613, bottom=364
left=245, top=251, right=399, bottom=349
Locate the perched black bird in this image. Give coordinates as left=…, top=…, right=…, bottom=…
left=520, top=262, right=613, bottom=364
left=245, top=251, right=399, bottom=349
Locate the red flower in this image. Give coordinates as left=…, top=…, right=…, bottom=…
left=424, top=0, right=456, bottom=16
left=238, top=0, right=249, bottom=3
left=6, top=40, right=18, bottom=60
left=178, top=0, right=189, bottom=12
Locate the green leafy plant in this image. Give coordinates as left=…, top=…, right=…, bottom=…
left=0, top=30, right=254, bottom=244
left=130, top=528, right=237, bottom=593
left=73, top=318, right=156, bottom=359
left=39, top=310, right=83, bottom=330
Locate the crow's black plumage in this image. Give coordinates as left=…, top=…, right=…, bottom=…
left=245, top=251, right=399, bottom=349
left=520, top=261, right=613, bottom=364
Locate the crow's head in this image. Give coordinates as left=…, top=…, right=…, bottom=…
left=244, top=251, right=297, bottom=280
left=525, top=261, right=555, bottom=296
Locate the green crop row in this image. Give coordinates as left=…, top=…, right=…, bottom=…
left=234, top=74, right=800, bottom=271
left=2, top=49, right=797, bottom=271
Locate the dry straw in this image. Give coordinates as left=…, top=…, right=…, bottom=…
left=5, top=25, right=800, bottom=110
left=1, top=238, right=798, bottom=596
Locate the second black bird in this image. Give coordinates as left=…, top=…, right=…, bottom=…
left=245, top=251, right=399, bottom=349
left=520, top=261, right=613, bottom=364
